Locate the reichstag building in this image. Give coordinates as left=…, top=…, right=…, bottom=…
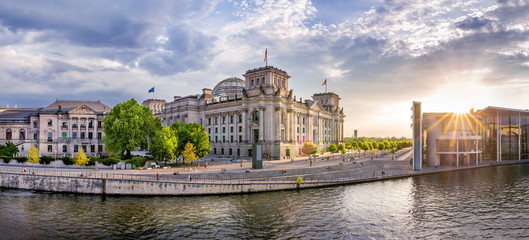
left=147, top=66, right=345, bottom=159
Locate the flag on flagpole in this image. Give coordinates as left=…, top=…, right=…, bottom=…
left=264, top=48, right=267, bottom=62
left=148, top=87, right=155, bottom=93
left=322, top=79, right=327, bottom=86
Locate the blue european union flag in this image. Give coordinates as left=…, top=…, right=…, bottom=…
left=148, top=87, right=154, bottom=93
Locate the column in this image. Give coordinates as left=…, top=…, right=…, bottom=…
left=259, top=107, right=264, bottom=142
left=242, top=111, right=247, bottom=142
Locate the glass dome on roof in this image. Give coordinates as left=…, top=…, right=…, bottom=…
left=212, top=77, right=245, bottom=99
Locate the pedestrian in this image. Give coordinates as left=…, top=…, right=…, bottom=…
left=240, top=161, right=243, bottom=167
left=188, top=174, right=191, bottom=181
left=156, top=173, right=159, bottom=180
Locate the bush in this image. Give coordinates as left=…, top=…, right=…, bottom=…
left=126, top=156, right=148, bottom=168
left=87, top=156, right=97, bottom=166
left=1, top=156, right=11, bottom=163
left=62, top=156, right=74, bottom=165
left=39, top=156, right=53, bottom=165
left=97, top=157, right=120, bottom=166
left=15, top=156, right=27, bottom=163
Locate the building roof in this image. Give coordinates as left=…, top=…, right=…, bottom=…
left=212, top=77, right=245, bottom=99
left=41, top=100, right=110, bottom=113
left=476, top=106, right=529, bottom=115
left=0, top=108, right=40, bottom=119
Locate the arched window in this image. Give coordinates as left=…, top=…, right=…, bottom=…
left=261, top=77, right=265, bottom=85
left=20, top=129, right=25, bottom=140
left=251, top=111, right=259, bottom=122
left=250, top=79, right=254, bottom=87
left=6, top=129, right=12, bottom=140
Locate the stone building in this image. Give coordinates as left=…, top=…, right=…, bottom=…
left=0, top=100, right=110, bottom=157
left=155, top=66, right=345, bottom=159
left=142, top=99, right=166, bottom=116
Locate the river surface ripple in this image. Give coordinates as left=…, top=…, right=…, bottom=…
left=1, top=164, right=529, bottom=239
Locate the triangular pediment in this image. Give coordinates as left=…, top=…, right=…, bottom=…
left=309, top=100, right=325, bottom=111
left=68, top=105, right=97, bottom=114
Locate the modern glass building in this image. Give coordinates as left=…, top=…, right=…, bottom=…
left=477, top=107, right=529, bottom=161
left=418, top=104, right=529, bottom=167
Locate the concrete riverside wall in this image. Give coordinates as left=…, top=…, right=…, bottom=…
left=0, top=173, right=103, bottom=194
left=0, top=172, right=304, bottom=196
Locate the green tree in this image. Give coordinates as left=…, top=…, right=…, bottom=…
left=27, top=145, right=40, bottom=173
left=345, top=142, right=352, bottom=151
left=337, top=143, right=345, bottom=153
left=182, top=142, right=198, bottom=164
left=74, top=149, right=90, bottom=176
left=171, top=122, right=211, bottom=159
left=328, top=144, right=337, bottom=153
left=149, top=126, right=178, bottom=164
left=103, top=99, right=161, bottom=159
left=0, top=141, right=19, bottom=157
left=378, top=143, right=385, bottom=151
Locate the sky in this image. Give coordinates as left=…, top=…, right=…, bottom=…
left=1, top=0, right=529, bottom=138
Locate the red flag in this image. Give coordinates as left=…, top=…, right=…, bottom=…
left=322, top=79, right=327, bottom=86
left=264, top=48, right=267, bottom=62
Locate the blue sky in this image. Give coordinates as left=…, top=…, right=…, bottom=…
left=1, top=0, right=529, bottom=137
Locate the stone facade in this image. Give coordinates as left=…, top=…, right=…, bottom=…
left=142, top=99, right=166, bottom=116
left=0, top=100, right=110, bottom=157
left=155, top=66, right=345, bottom=159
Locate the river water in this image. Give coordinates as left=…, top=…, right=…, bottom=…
left=1, top=164, right=529, bottom=239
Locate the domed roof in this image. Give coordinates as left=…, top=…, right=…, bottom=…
left=212, top=77, right=245, bottom=99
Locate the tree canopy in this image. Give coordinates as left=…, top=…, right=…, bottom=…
left=171, top=122, right=210, bottom=159
left=328, top=144, right=337, bottom=153
left=182, top=142, right=198, bottom=164
left=149, top=126, right=178, bottom=163
left=0, top=141, right=18, bottom=157
left=301, top=142, right=317, bottom=155
left=103, top=99, right=161, bottom=159
left=27, top=145, right=40, bottom=172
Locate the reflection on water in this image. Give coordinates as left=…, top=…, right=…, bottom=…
left=1, top=164, right=529, bottom=239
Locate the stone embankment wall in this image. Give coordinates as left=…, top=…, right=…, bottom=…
left=0, top=172, right=308, bottom=195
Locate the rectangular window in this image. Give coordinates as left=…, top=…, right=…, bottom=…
left=208, top=128, right=211, bottom=134
left=98, top=121, right=102, bottom=127
left=222, top=116, right=226, bottom=124
left=229, top=148, right=232, bottom=155
left=297, top=127, right=299, bottom=133
left=48, top=145, right=52, bottom=152
left=48, top=119, right=52, bottom=127
left=62, top=120, right=67, bottom=128
left=215, top=128, right=218, bottom=133
left=221, top=148, right=224, bottom=155
left=72, top=132, right=77, bottom=139
left=82, top=145, right=87, bottom=152
left=215, top=136, right=218, bottom=142
left=223, top=136, right=226, bottom=142
left=98, top=145, right=103, bottom=152
left=239, top=126, right=242, bottom=132
left=223, top=127, right=226, bottom=133
left=47, top=133, right=53, bottom=142
left=62, top=132, right=67, bottom=140
left=239, top=114, right=242, bottom=123
left=239, top=135, right=242, bottom=142
left=208, top=118, right=211, bottom=125
left=33, top=121, right=38, bottom=128
left=231, top=136, right=233, bottom=143
left=88, top=120, right=93, bottom=128
left=97, top=132, right=102, bottom=140
left=88, top=132, right=93, bottom=139
left=90, top=145, right=95, bottom=152
left=230, top=127, right=233, bottom=133
left=214, top=148, right=217, bottom=154
left=74, top=145, right=78, bottom=152
left=33, top=133, right=38, bottom=140
left=62, top=145, right=67, bottom=153
left=81, top=132, right=85, bottom=139
left=230, top=115, right=234, bottom=123
left=215, top=118, right=218, bottom=124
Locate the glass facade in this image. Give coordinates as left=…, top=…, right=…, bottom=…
left=480, top=108, right=529, bottom=161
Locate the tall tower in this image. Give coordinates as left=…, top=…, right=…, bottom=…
left=243, top=66, right=290, bottom=91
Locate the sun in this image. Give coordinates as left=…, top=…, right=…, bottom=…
left=420, top=80, right=490, bottom=113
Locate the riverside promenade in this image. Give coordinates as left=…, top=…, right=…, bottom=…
left=1, top=149, right=529, bottom=196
